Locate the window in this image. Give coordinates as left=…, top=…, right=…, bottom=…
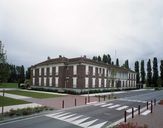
left=104, top=68, right=107, bottom=77
left=55, top=77, right=59, bottom=87
left=33, top=69, right=35, bottom=76
left=73, top=65, right=77, bottom=75
left=85, top=65, right=89, bottom=75
left=33, top=78, right=35, bottom=85
left=93, top=67, right=95, bottom=76
left=73, top=77, right=77, bottom=88
left=49, top=77, right=52, bottom=86
left=39, top=68, right=41, bottom=76
left=56, top=66, right=59, bottom=75
left=92, top=78, right=95, bottom=88
left=99, top=78, right=101, bottom=87
left=49, top=67, right=52, bottom=76
left=44, top=68, right=47, bottom=76
left=44, top=77, right=46, bottom=86
left=104, top=79, right=107, bottom=87
left=39, top=77, right=41, bottom=86
left=85, top=77, right=89, bottom=88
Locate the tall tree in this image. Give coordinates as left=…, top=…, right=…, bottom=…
left=102, top=54, right=108, bottom=63
left=20, top=65, right=25, bottom=83
left=140, top=60, right=146, bottom=84
left=160, top=60, right=163, bottom=87
left=153, top=57, right=158, bottom=87
left=92, top=56, right=98, bottom=61
left=123, top=60, right=129, bottom=69
left=97, top=56, right=101, bottom=62
left=116, top=58, right=119, bottom=67
left=147, top=59, right=152, bottom=87
left=0, top=41, right=9, bottom=82
left=107, top=54, right=111, bottom=64
left=26, top=67, right=31, bottom=79
left=135, top=61, right=140, bottom=84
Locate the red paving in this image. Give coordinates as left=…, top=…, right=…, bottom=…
left=127, top=104, right=163, bottom=128
left=25, top=95, right=105, bottom=109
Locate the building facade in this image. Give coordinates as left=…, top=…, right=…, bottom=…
left=31, top=56, right=137, bottom=92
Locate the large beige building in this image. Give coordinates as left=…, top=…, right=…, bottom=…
left=31, top=56, right=136, bottom=92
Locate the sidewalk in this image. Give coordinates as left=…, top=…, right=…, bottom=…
left=127, top=104, right=163, bottom=128
left=0, top=103, right=42, bottom=113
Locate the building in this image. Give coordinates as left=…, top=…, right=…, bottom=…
left=31, top=56, right=137, bottom=92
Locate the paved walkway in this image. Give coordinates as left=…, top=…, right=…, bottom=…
left=0, top=92, right=31, bottom=99
left=0, top=103, right=42, bottom=113
left=127, top=104, right=163, bottom=128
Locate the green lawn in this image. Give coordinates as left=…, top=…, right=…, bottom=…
left=4, top=90, right=63, bottom=99
left=0, top=96, right=29, bottom=107
left=0, top=83, right=18, bottom=88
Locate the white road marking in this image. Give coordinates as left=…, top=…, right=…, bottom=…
left=116, top=106, right=128, bottom=111
left=126, top=107, right=137, bottom=113
left=79, top=119, right=98, bottom=127
left=119, top=98, right=146, bottom=103
left=93, top=103, right=106, bottom=106
left=87, top=101, right=98, bottom=105
left=64, top=115, right=83, bottom=122
left=141, top=110, right=151, bottom=115
left=58, top=114, right=76, bottom=120
left=72, top=117, right=90, bottom=125
left=101, top=103, right=113, bottom=107
left=54, top=113, right=70, bottom=118
left=46, top=111, right=64, bottom=117
left=88, top=121, right=108, bottom=128
left=108, top=104, right=120, bottom=108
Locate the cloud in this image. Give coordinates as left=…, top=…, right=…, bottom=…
left=0, top=0, right=163, bottom=68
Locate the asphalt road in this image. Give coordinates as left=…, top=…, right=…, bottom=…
left=1, top=90, right=163, bottom=128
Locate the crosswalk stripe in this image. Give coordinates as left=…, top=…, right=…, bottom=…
left=88, top=121, right=108, bottom=128
left=58, top=114, right=76, bottom=120
left=93, top=103, right=106, bottom=106
left=116, top=106, right=128, bottom=111
left=79, top=119, right=98, bottom=127
left=141, top=110, right=151, bottom=116
left=54, top=113, right=70, bottom=118
left=64, top=115, right=83, bottom=122
left=46, top=111, right=64, bottom=117
left=126, top=107, right=137, bottom=113
left=101, top=103, right=113, bottom=107
left=108, top=104, right=120, bottom=108
left=72, top=117, right=90, bottom=125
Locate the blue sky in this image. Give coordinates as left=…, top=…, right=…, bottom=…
left=0, top=0, right=163, bottom=69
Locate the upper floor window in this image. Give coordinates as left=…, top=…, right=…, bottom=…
left=33, top=69, right=35, bottom=76
left=93, top=67, right=95, bottom=76
left=73, top=65, right=77, bottom=75
left=85, top=65, right=89, bottom=75
left=49, top=67, right=52, bottom=76
left=44, top=67, right=47, bottom=76
left=56, top=66, right=59, bottom=75
left=39, top=68, right=41, bottom=76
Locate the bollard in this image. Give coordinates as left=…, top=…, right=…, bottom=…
left=154, top=99, right=156, bottom=105
left=147, top=101, right=148, bottom=110
left=62, top=100, right=64, bottom=108
left=85, top=97, right=87, bottom=104
left=124, top=110, right=127, bottom=122
left=75, top=98, right=77, bottom=106
left=138, top=105, right=140, bottom=115
left=104, top=95, right=106, bottom=101
left=151, top=100, right=153, bottom=113
left=88, top=96, right=90, bottom=103
left=132, top=107, right=134, bottom=118
left=98, top=96, right=100, bottom=102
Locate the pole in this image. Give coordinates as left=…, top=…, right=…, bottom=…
left=62, top=100, right=64, bottom=108
left=147, top=101, right=148, bottom=110
left=85, top=97, right=87, bottom=104
left=151, top=100, right=153, bottom=113
left=124, top=110, right=127, bottom=122
left=138, top=105, right=140, bottom=115
left=75, top=98, right=77, bottom=106
left=132, top=107, right=134, bottom=118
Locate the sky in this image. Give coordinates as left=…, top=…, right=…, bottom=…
left=0, top=0, right=163, bottom=69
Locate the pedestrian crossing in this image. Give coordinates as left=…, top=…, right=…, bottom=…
left=92, top=102, right=151, bottom=116
left=46, top=111, right=108, bottom=128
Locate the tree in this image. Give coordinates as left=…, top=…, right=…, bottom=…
left=0, top=41, right=9, bottom=82
left=135, top=61, right=140, bottom=84
left=92, top=56, right=98, bottom=61
left=140, top=60, right=146, bottom=84
left=116, top=58, right=119, bottom=67
left=102, top=54, right=108, bottom=63
left=160, top=60, right=163, bottom=87
left=147, top=59, right=152, bottom=87
left=123, top=60, right=129, bottom=69
left=107, top=54, right=111, bottom=64
left=153, top=57, right=158, bottom=87
left=97, top=56, right=101, bottom=62
left=26, top=67, right=31, bottom=79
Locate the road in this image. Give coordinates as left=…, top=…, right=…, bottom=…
left=1, top=90, right=163, bottom=128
